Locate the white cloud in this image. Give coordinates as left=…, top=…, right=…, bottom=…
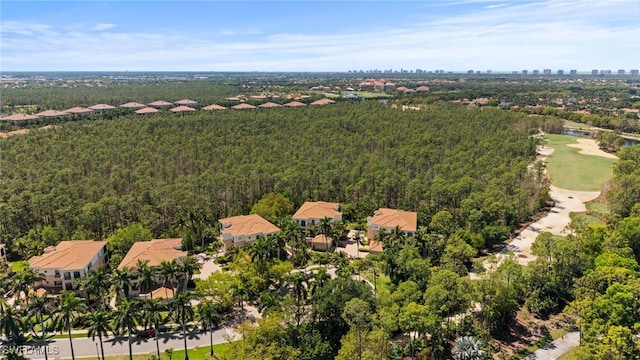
left=92, top=23, right=118, bottom=31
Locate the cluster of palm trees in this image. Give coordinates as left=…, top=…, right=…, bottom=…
left=0, top=256, right=223, bottom=360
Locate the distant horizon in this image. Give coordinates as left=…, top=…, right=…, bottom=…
left=2, top=1, right=639, bottom=72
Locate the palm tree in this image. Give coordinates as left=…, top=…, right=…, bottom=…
left=247, top=237, right=270, bottom=268
left=54, top=292, right=87, bottom=360
left=135, top=259, right=156, bottom=298
left=197, top=301, right=221, bottom=357
left=27, top=292, right=54, bottom=360
left=178, top=256, right=200, bottom=292
left=13, top=268, right=44, bottom=306
left=158, top=260, right=180, bottom=299
left=231, top=279, right=250, bottom=323
left=142, top=298, right=166, bottom=359
left=258, top=292, right=282, bottom=315
left=111, top=267, right=133, bottom=300
left=85, top=305, right=113, bottom=360
left=169, top=291, right=194, bottom=360
left=452, top=336, right=486, bottom=360
left=287, top=272, right=308, bottom=326
left=113, top=298, right=143, bottom=360
left=320, top=216, right=333, bottom=252
left=309, top=268, right=330, bottom=295
left=85, top=266, right=111, bottom=306
left=0, top=299, right=26, bottom=346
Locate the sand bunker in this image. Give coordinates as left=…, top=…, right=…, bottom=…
left=567, top=138, right=618, bottom=159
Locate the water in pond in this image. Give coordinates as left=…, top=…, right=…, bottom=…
left=561, top=129, right=638, bottom=147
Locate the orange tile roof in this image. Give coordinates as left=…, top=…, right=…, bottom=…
left=170, top=105, right=196, bottom=112
left=148, top=100, right=174, bottom=107
left=368, top=208, right=417, bottom=232
left=89, top=104, right=116, bottom=110
left=293, top=201, right=341, bottom=220
left=0, top=113, right=40, bottom=121
left=117, top=239, right=186, bottom=270
left=150, top=286, right=175, bottom=299
left=310, top=98, right=336, bottom=105
left=231, top=103, right=257, bottom=110
left=174, top=99, right=197, bottom=105
left=219, top=214, right=280, bottom=237
left=258, top=102, right=282, bottom=108
left=120, top=102, right=147, bottom=108
left=283, top=101, right=306, bottom=107
left=29, top=240, right=106, bottom=271
left=35, top=110, right=69, bottom=117
left=135, top=107, right=160, bottom=114
left=202, top=104, right=227, bottom=110
left=64, top=106, right=94, bottom=114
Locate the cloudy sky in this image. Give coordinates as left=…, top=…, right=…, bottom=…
left=2, top=0, right=639, bottom=72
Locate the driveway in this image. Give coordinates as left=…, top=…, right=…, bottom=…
left=524, top=331, right=580, bottom=360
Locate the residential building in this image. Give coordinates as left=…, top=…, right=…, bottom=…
left=557, top=70, right=564, bottom=75
left=117, top=238, right=187, bottom=296
left=29, top=240, right=107, bottom=292
left=366, top=208, right=417, bottom=241
left=592, top=69, right=599, bottom=75
left=522, top=70, right=528, bottom=75
left=631, top=70, right=639, bottom=76
left=543, top=69, right=552, bottom=75
left=532, top=70, right=540, bottom=75
left=219, top=214, right=280, bottom=251
left=307, top=234, right=333, bottom=252
left=292, top=201, right=342, bottom=231
left=570, top=70, right=577, bottom=75
left=618, top=69, right=626, bottom=75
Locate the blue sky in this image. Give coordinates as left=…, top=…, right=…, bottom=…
left=2, top=0, right=639, bottom=72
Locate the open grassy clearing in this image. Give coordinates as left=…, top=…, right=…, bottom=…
left=9, top=260, right=29, bottom=272
left=544, top=134, right=616, bottom=191
left=556, top=346, right=578, bottom=360
left=570, top=212, right=602, bottom=226
left=586, top=202, right=609, bottom=215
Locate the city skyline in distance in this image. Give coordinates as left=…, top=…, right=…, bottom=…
left=2, top=0, right=639, bottom=72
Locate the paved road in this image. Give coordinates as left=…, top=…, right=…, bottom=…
left=28, top=327, right=240, bottom=360
left=524, top=331, right=580, bottom=360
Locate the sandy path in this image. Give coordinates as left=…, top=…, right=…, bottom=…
left=473, top=137, right=617, bottom=275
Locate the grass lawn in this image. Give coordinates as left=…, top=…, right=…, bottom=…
left=570, top=212, right=602, bottom=226
left=586, top=202, right=609, bottom=215
left=556, top=346, right=578, bottom=360
left=9, top=260, right=29, bottom=272
left=360, top=269, right=391, bottom=296
left=544, top=134, right=616, bottom=191
left=563, top=120, right=591, bottom=129
left=349, top=91, right=390, bottom=99
left=72, top=342, right=233, bottom=360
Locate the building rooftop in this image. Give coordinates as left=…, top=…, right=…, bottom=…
left=293, top=201, right=341, bottom=220
left=170, top=105, right=196, bottom=112
left=368, top=208, right=417, bottom=232
left=118, top=238, right=186, bottom=270
left=135, top=107, right=160, bottom=114
left=64, top=107, right=94, bottom=114
left=29, top=240, right=106, bottom=271
left=202, top=104, right=227, bottom=110
left=120, top=102, right=147, bottom=108
left=89, top=104, right=116, bottom=110
left=219, top=214, right=280, bottom=237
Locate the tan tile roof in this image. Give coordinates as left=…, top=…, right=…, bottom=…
left=120, top=102, right=147, bottom=108
left=416, top=86, right=430, bottom=92
left=89, top=104, right=116, bottom=110
left=117, top=239, right=186, bottom=270
left=148, top=100, right=174, bottom=107
left=35, top=110, right=69, bottom=117
left=135, top=107, right=159, bottom=114
left=250, top=95, right=267, bottom=100
left=29, top=240, right=106, bottom=271
left=150, top=286, right=175, bottom=299
left=219, top=214, right=280, bottom=237
left=283, top=101, right=307, bottom=107
left=293, top=201, right=341, bottom=220
left=231, top=103, right=257, bottom=110
left=174, top=99, right=197, bottom=105
left=310, top=98, right=336, bottom=105
left=368, top=208, right=417, bottom=232
left=64, top=107, right=94, bottom=114
left=170, top=105, right=196, bottom=112
left=368, top=241, right=384, bottom=254
left=258, top=102, right=282, bottom=108
left=0, top=113, right=40, bottom=121
left=202, top=104, right=227, bottom=110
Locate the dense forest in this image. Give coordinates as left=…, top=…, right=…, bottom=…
left=0, top=102, right=546, bottom=258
